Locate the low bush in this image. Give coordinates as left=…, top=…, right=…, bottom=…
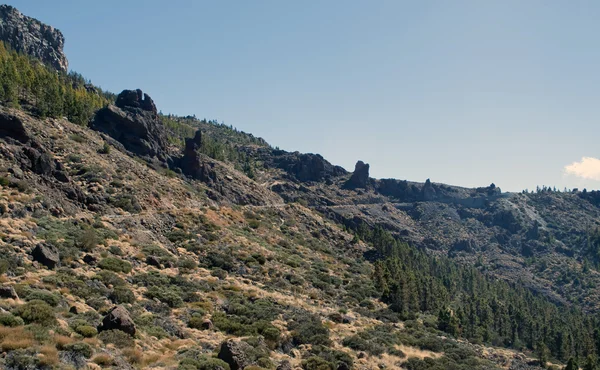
left=13, top=300, right=56, bottom=326
left=97, top=329, right=134, bottom=347
left=98, top=257, right=132, bottom=273
left=0, top=313, right=24, bottom=327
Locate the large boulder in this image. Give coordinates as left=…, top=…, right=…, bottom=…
left=276, top=360, right=292, bottom=370
left=0, top=5, right=68, bottom=72
left=218, top=339, right=251, bottom=370
left=0, top=285, right=18, bottom=299
left=31, top=243, right=60, bottom=269
left=98, top=306, right=136, bottom=336
left=90, top=89, right=171, bottom=163
left=0, top=112, right=30, bottom=144
left=344, top=160, right=370, bottom=189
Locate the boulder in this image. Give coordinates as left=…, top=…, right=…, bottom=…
left=277, top=360, right=292, bottom=370
left=0, top=285, right=18, bottom=299
left=422, top=178, right=436, bottom=201
left=270, top=151, right=346, bottom=182
left=31, top=243, right=60, bottom=269
left=146, top=255, right=162, bottom=268
left=98, top=306, right=136, bottom=336
left=90, top=90, right=171, bottom=163
left=200, top=319, right=213, bottom=330
left=344, top=160, right=370, bottom=189
left=218, top=339, right=251, bottom=370
left=82, top=254, right=97, bottom=265
left=0, top=112, right=30, bottom=144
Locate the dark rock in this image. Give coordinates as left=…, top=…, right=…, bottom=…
left=201, top=319, right=213, bottom=330
left=69, top=306, right=78, bottom=314
left=90, top=90, right=171, bottom=163
left=422, top=178, right=436, bottom=201
left=0, top=5, right=68, bottom=72
left=277, top=360, right=292, bottom=370
left=83, top=254, right=97, bottom=265
left=341, top=315, right=355, bottom=324
left=357, top=352, right=366, bottom=359
left=146, top=255, right=162, bottom=268
left=115, top=89, right=157, bottom=114
left=270, top=151, right=346, bottom=182
left=218, top=339, right=251, bottom=370
left=23, top=146, right=55, bottom=176
left=0, top=112, right=30, bottom=144
left=345, top=160, right=370, bottom=189
left=31, top=243, right=59, bottom=269
left=98, top=306, right=136, bottom=336
left=0, top=285, right=18, bottom=299
left=337, top=363, right=350, bottom=370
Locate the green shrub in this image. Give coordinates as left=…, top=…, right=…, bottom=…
left=25, top=290, right=61, bottom=307
left=64, top=342, right=93, bottom=358
left=98, top=329, right=134, bottom=347
left=0, top=313, right=24, bottom=327
left=98, top=257, right=132, bottom=273
left=288, top=313, right=331, bottom=346
left=13, top=300, right=56, bottom=326
left=75, top=325, right=97, bottom=338
left=145, top=286, right=183, bottom=308
left=109, top=286, right=135, bottom=304
left=98, top=142, right=111, bottom=154
left=178, top=356, right=231, bottom=370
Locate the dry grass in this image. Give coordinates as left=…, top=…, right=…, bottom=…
left=54, top=334, right=75, bottom=350
left=0, top=326, right=35, bottom=352
left=92, top=353, right=114, bottom=366
left=38, top=345, right=59, bottom=367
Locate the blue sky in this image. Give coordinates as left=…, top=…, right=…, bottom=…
left=8, top=1, right=600, bottom=192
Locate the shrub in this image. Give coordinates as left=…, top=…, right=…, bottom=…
left=98, top=329, right=134, bottom=347
left=13, top=300, right=56, bottom=326
left=98, top=142, right=111, bottom=154
left=98, top=257, right=132, bottom=273
left=178, top=356, right=231, bottom=370
left=75, top=325, right=97, bottom=338
left=288, top=313, right=331, bottom=346
left=0, top=313, right=24, bottom=327
left=25, top=290, right=61, bottom=307
left=109, top=286, right=135, bottom=304
left=145, top=286, right=184, bottom=308
left=63, top=342, right=93, bottom=358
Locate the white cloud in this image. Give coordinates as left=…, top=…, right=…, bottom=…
left=564, top=157, right=600, bottom=181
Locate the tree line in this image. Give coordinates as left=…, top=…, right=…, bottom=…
left=352, top=223, right=600, bottom=367
left=0, top=42, right=113, bottom=125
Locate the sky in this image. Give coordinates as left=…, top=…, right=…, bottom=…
left=7, top=1, right=600, bottom=192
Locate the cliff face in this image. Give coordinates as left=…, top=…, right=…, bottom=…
left=0, top=5, right=68, bottom=72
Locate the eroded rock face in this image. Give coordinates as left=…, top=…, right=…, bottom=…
left=218, top=339, right=251, bottom=370
left=90, top=90, right=171, bottom=163
left=345, top=160, right=370, bottom=189
left=98, top=306, right=136, bottom=336
left=271, top=151, right=346, bottom=183
left=0, top=5, right=68, bottom=72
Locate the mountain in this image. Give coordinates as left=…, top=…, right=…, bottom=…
left=0, top=4, right=68, bottom=72
left=0, top=5, right=598, bottom=370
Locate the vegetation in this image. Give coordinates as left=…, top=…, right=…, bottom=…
left=0, top=42, right=114, bottom=124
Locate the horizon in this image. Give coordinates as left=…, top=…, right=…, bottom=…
left=6, top=0, right=600, bottom=192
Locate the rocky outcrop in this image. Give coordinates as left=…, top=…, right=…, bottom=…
left=0, top=5, right=68, bottom=72
left=270, top=151, right=346, bottom=183
left=0, top=285, right=18, bottom=299
left=31, top=243, right=60, bottom=269
left=98, top=306, right=136, bottom=336
left=344, top=160, right=370, bottom=189
left=276, top=360, right=292, bottom=370
left=218, top=339, right=251, bottom=370
left=90, top=89, right=171, bottom=164
left=179, top=130, right=203, bottom=178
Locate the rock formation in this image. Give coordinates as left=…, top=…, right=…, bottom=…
left=90, top=89, right=171, bottom=163
left=0, top=5, right=68, bottom=72
left=344, top=160, right=370, bottom=189
left=98, top=306, right=136, bottom=336
left=31, top=243, right=60, bottom=269
left=218, top=339, right=251, bottom=370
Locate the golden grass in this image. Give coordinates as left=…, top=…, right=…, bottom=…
left=92, top=353, right=114, bottom=366
left=0, top=326, right=35, bottom=352
left=54, top=334, right=75, bottom=350
left=38, top=345, right=59, bottom=367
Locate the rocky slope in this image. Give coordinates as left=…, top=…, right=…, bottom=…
left=0, top=5, right=598, bottom=370
left=0, top=4, right=68, bottom=72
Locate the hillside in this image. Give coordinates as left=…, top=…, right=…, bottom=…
left=0, top=5, right=599, bottom=370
